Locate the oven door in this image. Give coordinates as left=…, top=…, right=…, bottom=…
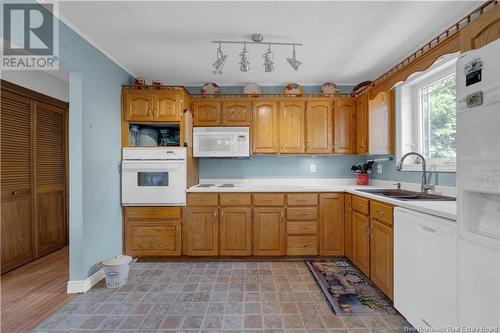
left=121, top=160, right=186, bottom=205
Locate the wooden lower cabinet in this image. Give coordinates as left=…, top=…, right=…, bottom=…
left=344, top=194, right=353, bottom=261
left=370, top=219, right=394, bottom=299
left=352, top=211, right=370, bottom=276
left=219, top=207, right=252, bottom=256
left=319, top=193, right=344, bottom=256
left=253, top=207, right=285, bottom=256
left=186, top=206, right=218, bottom=256
left=126, top=220, right=181, bottom=256
left=287, top=235, right=317, bottom=256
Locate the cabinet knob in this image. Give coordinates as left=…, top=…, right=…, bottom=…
left=12, top=191, right=18, bottom=196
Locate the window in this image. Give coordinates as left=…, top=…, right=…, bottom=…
left=397, top=55, right=457, bottom=172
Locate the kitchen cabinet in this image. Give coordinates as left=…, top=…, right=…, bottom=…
left=344, top=194, right=353, bottom=261
left=186, top=206, right=219, bottom=256
left=252, top=101, right=278, bottom=154
left=333, top=98, right=356, bottom=154
left=124, top=91, right=154, bottom=121
left=352, top=210, right=370, bottom=276
left=124, top=90, right=183, bottom=122
left=306, top=101, right=333, bottom=154
left=222, top=101, right=252, bottom=126
left=192, top=101, right=221, bottom=126
left=356, top=94, right=369, bottom=154
left=319, top=193, right=345, bottom=256
left=154, top=91, right=182, bottom=121
left=279, top=100, right=305, bottom=153
left=370, top=219, right=393, bottom=299
left=253, top=207, right=285, bottom=256
left=368, top=90, right=394, bottom=155
left=219, top=207, right=252, bottom=256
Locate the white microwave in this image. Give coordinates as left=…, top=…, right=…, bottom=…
left=193, top=127, right=250, bottom=157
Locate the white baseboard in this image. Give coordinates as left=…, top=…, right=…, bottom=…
left=67, top=268, right=104, bottom=294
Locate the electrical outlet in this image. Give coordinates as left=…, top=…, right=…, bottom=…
left=310, top=163, right=317, bottom=173
left=377, top=164, right=383, bottom=174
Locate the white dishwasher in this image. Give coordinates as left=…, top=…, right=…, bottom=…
left=394, top=207, right=457, bottom=332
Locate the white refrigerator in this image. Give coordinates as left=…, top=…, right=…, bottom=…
left=456, top=39, right=500, bottom=329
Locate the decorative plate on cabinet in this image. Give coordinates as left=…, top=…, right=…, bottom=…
left=320, top=82, right=339, bottom=95
left=201, top=82, right=220, bottom=95
left=284, top=83, right=303, bottom=96
left=351, top=81, right=372, bottom=96
left=243, top=83, right=261, bottom=96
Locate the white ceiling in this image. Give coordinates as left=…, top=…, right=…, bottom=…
left=59, top=1, right=480, bottom=86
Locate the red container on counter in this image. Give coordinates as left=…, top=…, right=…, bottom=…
left=356, top=173, right=369, bottom=185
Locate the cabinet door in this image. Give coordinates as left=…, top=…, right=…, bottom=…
left=220, top=207, right=252, bottom=256
left=222, top=101, right=251, bottom=126
left=252, top=101, right=278, bottom=153
left=356, top=94, right=369, bottom=154
left=193, top=101, right=221, bottom=126
left=344, top=194, right=353, bottom=261
left=370, top=219, right=393, bottom=299
left=306, top=101, right=332, bottom=154
left=154, top=92, right=181, bottom=121
left=124, top=91, right=153, bottom=121
left=126, top=220, right=181, bottom=256
left=352, top=211, right=370, bottom=276
left=368, top=90, right=394, bottom=155
left=319, top=193, right=345, bottom=256
left=186, top=206, right=218, bottom=256
left=253, top=207, right=285, bottom=256
left=279, top=101, right=305, bottom=153
left=333, top=98, right=356, bottom=154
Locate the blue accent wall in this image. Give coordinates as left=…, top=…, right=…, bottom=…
left=186, top=85, right=354, bottom=95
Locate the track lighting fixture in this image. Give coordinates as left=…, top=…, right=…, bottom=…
left=212, top=43, right=227, bottom=74
left=263, top=44, right=275, bottom=73
left=239, top=43, right=250, bottom=72
left=287, top=45, right=302, bottom=71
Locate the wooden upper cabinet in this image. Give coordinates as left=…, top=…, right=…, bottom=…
left=370, top=219, right=394, bottom=299
left=460, top=5, right=500, bottom=51
left=124, top=91, right=154, bottom=121
left=219, top=207, right=252, bottom=256
left=253, top=207, right=285, bottom=256
left=193, top=101, right=221, bottom=126
left=186, top=206, right=218, bottom=256
left=222, top=101, right=251, bottom=126
left=352, top=211, right=370, bottom=276
left=333, top=98, right=356, bottom=154
left=279, top=101, right=305, bottom=153
left=154, top=91, right=181, bottom=121
left=306, top=101, right=332, bottom=154
left=319, top=193, right=345, bottom=256
left=368, top=90, right=394, bottom=155
left=252, top=101, right=278, bottom=154
left=356, top=94, right=369, bottom=154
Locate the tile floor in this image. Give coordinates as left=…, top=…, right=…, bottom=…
left=33, top=261, right=411, bottom=332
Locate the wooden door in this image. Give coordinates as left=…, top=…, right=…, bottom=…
left=368, top=90, right=394, bottom=155
left=222, top=101, right=251, bottom=126
left=370, top=219, right=394, bottom=299
left=319, top=193, right=345, bottom=256
left=219, top=207, right=252, bottom=256
left=35, top=101, right=66, bottom=257
left=192, top=101, right=221, bottom=126
left=1, top=90, right=34, bottom=272
left=186, top=206, right=218, bottom=256
left=352, top=211, right=370, bottom=276
left=253, top=207, right=285, bottom=256
left=124, top=91, right=153, bottom=121
left=252, top=101, right=278, bottom=153
left=306, top=101, right=332, bottom=154
left=356, top=94, right=369, bottom=154
left=344, top=194, right=353, bottom=261
left=126, top=220, right=181, bottom=256
left=333, top=98, right=356, bottom=154
left=154, top=91, right=181, bottom=121
left=279, top=101, right=305, bottom=153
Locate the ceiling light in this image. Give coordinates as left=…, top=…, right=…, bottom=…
left=239, top=43, right=250, bottom=72
left=212, top=43, right=227, bottom=74
left=287, top=45, right=302, bottom=71
left=263, top=44, right=275, bottom=73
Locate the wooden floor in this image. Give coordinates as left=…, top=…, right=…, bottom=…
left=1, top=247, right=74, bottom=333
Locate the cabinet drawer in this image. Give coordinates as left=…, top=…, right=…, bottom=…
left=219, top=193, right=251, bottom=206
left=370, top=201, right=393, bottom=226
left=287, top=207, right=318, bottom=220
left=287, top=222, right=317, bottom=235
left=253, top=193, right=285, bottom=206
left=352, top=196, right=369, bottom=215
left=187, top=193, right=218, bottom=206
left=126, top=206, right=181, bottom=219
left=287, top=193, right=318, bottom=206
left=287, top=236, right=318, bottom=256
left=126, top=220, right=181, bottom=256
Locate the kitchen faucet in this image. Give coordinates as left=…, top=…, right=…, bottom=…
left=395, top=152, right=434, bottom=193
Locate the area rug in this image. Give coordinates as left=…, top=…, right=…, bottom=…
left=306, top=259, right=397, bottom=316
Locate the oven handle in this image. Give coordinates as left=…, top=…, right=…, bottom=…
left=122, top=160, right=185, bottom=171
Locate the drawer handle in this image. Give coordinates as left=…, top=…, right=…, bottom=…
left=12, top=191, right=18, bottom=196
left=229, top=199, right=240, bottom=202
left=198, top=198, right=208, bottom=202
left=376, top=210, right=385, bottom=216
left=263, top=199, right=274, bottom=202
left=296, top=199, right=308, bottom=202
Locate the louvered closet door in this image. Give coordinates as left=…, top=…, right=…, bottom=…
left=1, top=91, right=34, bottom=273
left=36, top=101, right=66, bottom=256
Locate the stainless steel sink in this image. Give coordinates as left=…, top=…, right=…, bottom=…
left=356, top=189, right=456, bottom=201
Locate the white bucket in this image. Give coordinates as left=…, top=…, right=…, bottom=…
left=102, top=255, right=133, bottom=288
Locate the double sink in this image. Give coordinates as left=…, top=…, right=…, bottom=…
left=356, top=188, right=456, bottom=201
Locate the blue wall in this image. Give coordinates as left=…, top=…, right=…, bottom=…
left=186, top=85, right=354, bottom=95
